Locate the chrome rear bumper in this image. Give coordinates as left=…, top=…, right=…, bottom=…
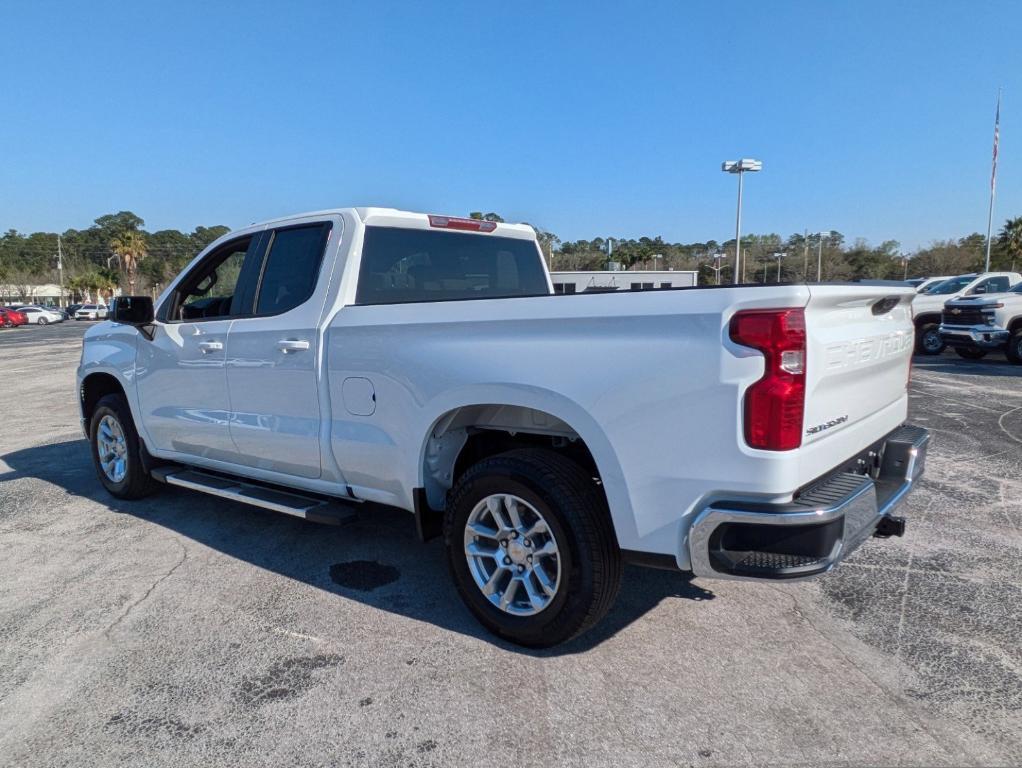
left=688, top=424, right=929, bottom=580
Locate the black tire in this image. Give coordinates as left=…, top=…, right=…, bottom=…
left=444, top=448, right=621, bottom=648
left=1007, top=332, right=1022, bottom=365
left=37, top=317, right=48, bottom=325
left=915, top=323, right=945, bottom=355
left=954, top=347, right=987, bottom=360
left=88, top=393, right=157, bottom=499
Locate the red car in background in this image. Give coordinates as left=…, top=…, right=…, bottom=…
left=0, top=307, right=28, bottom=328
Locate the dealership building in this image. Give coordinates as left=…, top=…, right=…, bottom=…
left=550, top=270, right=698, bottom=294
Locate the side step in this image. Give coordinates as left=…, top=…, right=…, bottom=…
left=151, top=467, right=358, bottom=526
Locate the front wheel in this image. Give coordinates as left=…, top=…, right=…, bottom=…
left=916, top=323, right=945, bottom=355
left=1007, top=332, right=1022, bottom=365
left=445, top=448, right=621, bottom=648
left=954, top=347, right=986, bottom=360
left=89, top=393, right=157, bottom=499
left=37, top=317, right=48, bottom=325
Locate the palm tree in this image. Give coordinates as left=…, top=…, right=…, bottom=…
left=109, top=230, right=148, bottom=294
left=999, top=217, right=1022, bottom=272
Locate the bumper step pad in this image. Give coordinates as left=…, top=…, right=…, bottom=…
left=688, top=423, right=929, bottom=580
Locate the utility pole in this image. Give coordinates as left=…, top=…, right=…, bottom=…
left=57, top=235, right=65, bottom=308
left=817, top=236, right=824, bottom=281
left=802, top=229, right=809, bottom=281
left=815, top=231, right=832, bottom=282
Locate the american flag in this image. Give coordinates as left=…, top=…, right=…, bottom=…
left=991, top=91, right=1001, bottom=192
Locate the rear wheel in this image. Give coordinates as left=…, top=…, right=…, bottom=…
left=1007, top=332, right=1022, bottom=365
left=445, top=448, right=621, bottom=648
left=37, top=317, right=48, bottom=325
left=916, top=323, right=945, bottom=355
left=89, top=393, right=157, bottom=499
left=954, top=347, right=986, bottom=360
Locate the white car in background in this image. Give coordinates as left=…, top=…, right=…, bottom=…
left=14, top=305, right=65, bottom=325
left=74, top=304, right=109, bottom=321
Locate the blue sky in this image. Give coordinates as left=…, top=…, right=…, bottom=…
left=2, top=0, right=1020, bottom=250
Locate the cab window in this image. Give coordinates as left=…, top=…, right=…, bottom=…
left=254, top=224, right=332, bottom=316
left=973, top=276, right=1010, bottom=294
left=159, top=235, right=265, bottom=322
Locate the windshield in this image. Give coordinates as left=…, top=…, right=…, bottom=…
left=924, top=276, right=973, bottom=295
left=1010, top=282, right=1022, bottom=294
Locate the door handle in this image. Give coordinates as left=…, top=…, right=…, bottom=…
left=197, top=340, right=223, bottom=353
left=277, top=339, right=310, bottom=354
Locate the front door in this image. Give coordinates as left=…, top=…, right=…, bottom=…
left=225, top=221, right=334, bottom=479
left=136, top=233, right=265, bottom=462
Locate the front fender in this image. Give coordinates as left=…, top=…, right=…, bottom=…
left=77, top=324, right=143, bottom=436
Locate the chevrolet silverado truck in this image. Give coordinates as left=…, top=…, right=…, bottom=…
left=77, top=208, right=929, bottom=647
left=940, top=280, right=1022, bottom=363
left=911, top=271, right=1022, bottom=354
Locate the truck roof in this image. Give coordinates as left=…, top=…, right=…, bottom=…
left=255, top=207, right=537, bottom=240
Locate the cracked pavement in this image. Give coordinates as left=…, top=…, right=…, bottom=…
left=1, top=322, right=1020, bottom=767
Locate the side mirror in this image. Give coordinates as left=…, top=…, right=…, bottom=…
left=971, top=285, right=987, bottom=294
left=110, top=296, right=154, bottom=325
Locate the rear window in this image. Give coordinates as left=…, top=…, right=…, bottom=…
left=355, top=226, right=549, bottom=305
left=255, top=224, right=331, bottom=316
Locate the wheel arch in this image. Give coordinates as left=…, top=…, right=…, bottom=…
left=416, top=388, right=636, bottom=546
left=914, top=311, right=942, bottom=327
left=80, top=371, right=127, bottom=423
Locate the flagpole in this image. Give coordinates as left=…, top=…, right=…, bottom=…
left=985, top=89, right=1001, bottom=273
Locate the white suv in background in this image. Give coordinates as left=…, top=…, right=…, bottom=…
left=74, top=304, right=109, bottom=321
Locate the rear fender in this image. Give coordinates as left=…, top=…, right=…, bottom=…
left=416, top=384, right=637, bottom=547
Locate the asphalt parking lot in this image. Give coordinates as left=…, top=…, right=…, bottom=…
left=1, top=321, right=1020, bottom=767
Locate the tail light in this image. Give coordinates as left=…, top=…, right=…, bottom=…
left=729, top=308, right=806, bottom=451
left=428, top=215, right=497, bottom=232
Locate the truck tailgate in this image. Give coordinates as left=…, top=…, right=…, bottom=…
left=802, top=286, right=914, bottom=446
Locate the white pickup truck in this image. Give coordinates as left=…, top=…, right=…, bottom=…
left=78, top=208, right=929, bottom=646
left=940, top=281, right=1022, bottom=363
left=911, top=271, right=1022, bottom=354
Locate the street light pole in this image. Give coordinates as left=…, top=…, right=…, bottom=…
left=709, top=251, right=725, bottom=285
left=722, top=159, right=762, bottom=285
left=773, top=252, right=786, bottom=282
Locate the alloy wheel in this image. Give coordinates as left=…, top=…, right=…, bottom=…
left=96, top=414, right=128, bottom=483
left=463, top=493, right=562, bottom=616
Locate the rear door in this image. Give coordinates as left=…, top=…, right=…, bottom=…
left=224, top=220, right=336, bottom=479
left=802, top=286, right=914, bottom=446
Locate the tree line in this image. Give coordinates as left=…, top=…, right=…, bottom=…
left=0, top=211, right=229, bottom=303
left=2, top=210, right=1021, bottom=302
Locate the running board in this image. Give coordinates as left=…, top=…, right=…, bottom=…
left=151, top=467, right=358, bottom=525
